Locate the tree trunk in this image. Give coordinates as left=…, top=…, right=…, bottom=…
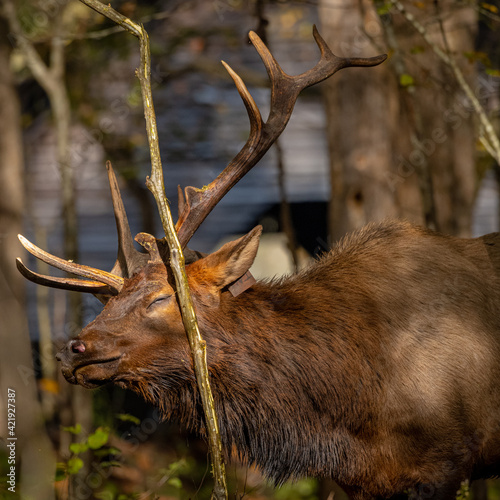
left=320, top=0, right=401, bottom=242
left=320, top=0, right=477, bottom=240
left=0, top=17, right=56, bottom=500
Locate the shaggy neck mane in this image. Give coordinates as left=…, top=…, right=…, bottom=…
left=134, top=257, right=385, bottom=484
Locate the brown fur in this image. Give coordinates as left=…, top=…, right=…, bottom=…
left=57, top=220, right=500, bottom=499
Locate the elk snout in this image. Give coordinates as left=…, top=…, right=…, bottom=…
left=70, top=339, right=86, bottom=353
left=56, top=336, right=124, bottom=388
left=56, top=339, right=86, bottom=361
left=56, top=339, right=98, bottom=385
left=56, top=340, right=85, bottom=384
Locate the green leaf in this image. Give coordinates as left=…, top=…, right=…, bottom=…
left=67, top=457, right=84, bottom=475
left=99, top=460, right=122, bottom=469
left=167, top=477, right=183, bottom=489
left=410, top=45, right=425, bottom=55
left=69, top=442, right=89, bottom=455
left=274, top=478, right=317, bottom=499
left=94, top=491, right=114, bottom=500
left=95, top=483, right=120, bottom=499
left=481, top=2, right=499, bottom=13
left=62, top=423, right=82, bottom=435
left=486, top=68, right=500, bottom=77
left=399, top=73, right=415, bottom=88
left=87, top=426, right=110, bottom=449
left=93, top=446, right=121, bottom=458
left=169, top=458, right=188, bottom=473
left=116, top=413, right=141, bottom=425
left=55, top=463, right=67, bottom=482
left=375, top=1, right=391, bottom=15
left=463, top=51, right=491, bottom=66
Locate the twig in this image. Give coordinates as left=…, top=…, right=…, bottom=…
left=276, top=140, right=300, bottom=271
left=389, top=0, right=500, bottom=165
left=433, top=0, right=452, bottom=58
left=77, top=1, right=228, bottom=499
left=471, top=0, right=500, bottom=24
left=479, top=132, right=498, bottom=160
left=10, top=3, right=191, bottom=45
left=253, top=0, right=300, bottom=268
left=74, top=8, right=178, bottom=41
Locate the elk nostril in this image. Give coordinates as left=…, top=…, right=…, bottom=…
left=71, top=340, right=86, bottom=354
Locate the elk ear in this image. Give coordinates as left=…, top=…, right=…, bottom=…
left=191, top=226, right=262, bottom=290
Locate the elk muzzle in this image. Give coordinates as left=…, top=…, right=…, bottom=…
left=56, top=338, right=124, bottom=389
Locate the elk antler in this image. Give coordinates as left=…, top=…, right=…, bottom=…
left=175, top=26, right=387, bottom=247
left=106, top=161, right=149, bottom=276
left=15, top=259, right=118, bottom=295
left=135, top=233, right=163, bottom=264
left=16, top=162, right=147, bottom=298
left=16, top=234, right=124, bottom=293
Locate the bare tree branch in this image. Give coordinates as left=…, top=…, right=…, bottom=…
left=77, top=2, right=228, bottom=499
left=1, top=0, right=52, bottom=91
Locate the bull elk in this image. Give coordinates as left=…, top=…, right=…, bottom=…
left=16, top=27, right=500, bottom=500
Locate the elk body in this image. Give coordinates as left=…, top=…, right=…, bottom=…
left=16, top=27, right=500, bottom=500
left=56, top=221, right=500, bottom=499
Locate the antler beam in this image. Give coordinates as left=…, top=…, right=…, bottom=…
left=175, top=26, right=387, bottom=247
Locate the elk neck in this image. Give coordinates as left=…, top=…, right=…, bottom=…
left=151, top=258, right=387, bottom=484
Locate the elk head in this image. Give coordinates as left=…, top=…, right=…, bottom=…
left=16, top=27, right=386, bottom=390
left=53, top=227, right=261, bottom=392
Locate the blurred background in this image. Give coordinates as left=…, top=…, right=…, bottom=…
left=1, top=0, right=500, bottom=498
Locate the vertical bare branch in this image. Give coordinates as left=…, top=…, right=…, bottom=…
left=276, top=140, right=300, bottom=270
left=77, top=2, right=228, bottom=498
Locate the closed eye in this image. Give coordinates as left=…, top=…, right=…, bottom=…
left=147, top=295, right=172, bottom=309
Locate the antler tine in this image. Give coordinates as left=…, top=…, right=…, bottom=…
left=175, top=26, right=387, bottom=248
left=303, top=25, right=388, bottom=87
left=221, top=60, right=263, bottom=136
left=16, top=258, right=117, bottom=297
left=18, top=234, right=124, bottom=292
left=177, top=184, right=187, bottom=216
left=135, top=232, right=163, bottom=264
left=106, top=161, right=149, bottom=277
